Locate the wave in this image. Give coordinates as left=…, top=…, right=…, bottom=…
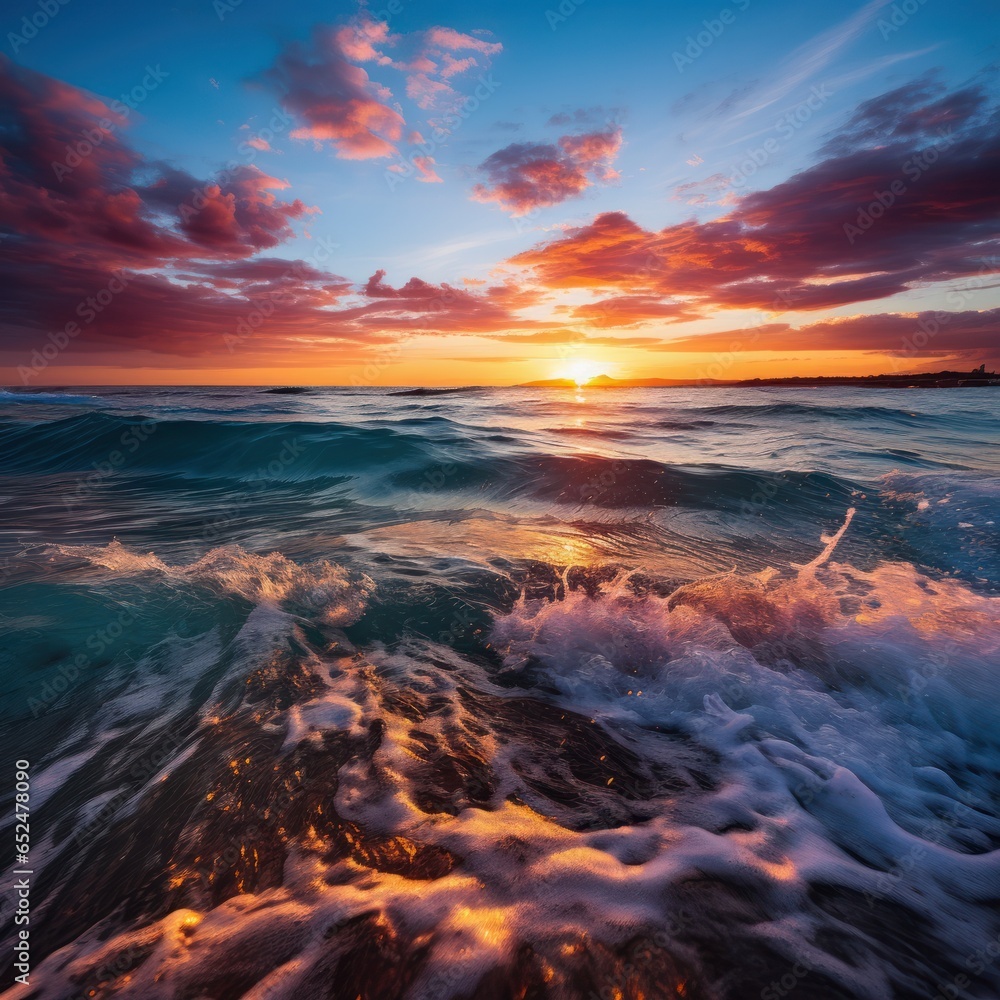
left=0, top=389, right=99, bottom=404
left=878, top=471, right=1000, bottom=583
left=387, top=386, right=486, bottom=397
left=0, top=414, right=862, bottom=518
left=474, top=455, right=860, bottom=515
left=9, top=513, right=1000, bottom=999
left=691, top=401, right=954, bottom=424
left=0, top=413, right=443, bottom=479
left=43, top=540, right=374, bottom=625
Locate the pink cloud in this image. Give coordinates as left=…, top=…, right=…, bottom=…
left=263, top=26, right=405, bottom=160
left=471, top=127, right=623, bottom=216
left=413, top=155, right=443, bottom=183
left=384, top=22, right=502, bottom=114
left=649, top=309, right=1000, bottom=360
left=261, top=18, right=503, bottom=156
left=422, top=27, right=502, bottom=57
left=0, top=58, right=579, bottom=376
left=333, top=19, right=391, bottom=62
left=439, top=53, right=477, bottom=78
left=405, top=73, right=454, bottom=111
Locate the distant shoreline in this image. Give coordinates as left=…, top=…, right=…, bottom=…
left=520, top=370, right=1000, bottom=390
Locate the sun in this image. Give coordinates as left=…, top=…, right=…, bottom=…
left=556, top=359, right=606, bottom=386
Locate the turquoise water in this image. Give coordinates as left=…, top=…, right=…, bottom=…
left=1, top=385, right=998, bottom=999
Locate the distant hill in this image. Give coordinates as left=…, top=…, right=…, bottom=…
left=520, top=369, right=999, bottom=389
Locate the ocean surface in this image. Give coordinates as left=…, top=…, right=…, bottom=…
left=0, top=384, right=998, bottom=1000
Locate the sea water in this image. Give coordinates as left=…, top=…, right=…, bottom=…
left=0, top=384, right=998, bottom=999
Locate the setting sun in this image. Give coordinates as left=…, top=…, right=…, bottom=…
left=557, top=359, right=607, bottom=386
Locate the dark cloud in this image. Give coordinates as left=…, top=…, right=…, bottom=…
left=649, top=308, right=1000, bottom=361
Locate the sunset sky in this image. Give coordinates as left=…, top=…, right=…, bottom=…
left=1, top=0, right=998, bottom=385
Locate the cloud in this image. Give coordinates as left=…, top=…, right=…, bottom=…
left=673, top=173, right=734, bottom=206
left=139, top=166, right=314, bottom=254
left=422, top=26, right=501, bottom=57
left=719, top=0, right=886, bottom=125
left=650, top=309, right=1000, bottom=361
left=471, top=126, right=623, bottom=215
left=570, top=295, right=701, bottom=328
left=511, top=80, right=1000, bottom=311
left=261, top=25, right=405, bottom=159
left=490, top=330, right=665, bottom=348
left=260, top=16, right=502, bottom=160
left=0, top=58, right=314, bottom=265
left=546, top=107, right=620, bottom=128
left=391, top=23, right=502, bottom=114
left=412, top=155, right=443, bottom=183
left=0, top=59, right=392, bottom=366
left=818, top=75, right=986, bottom=156
left=7, top=57, right=997, bottom=379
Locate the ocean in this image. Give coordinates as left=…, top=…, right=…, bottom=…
left=0, top=384, right=998, bottom=1000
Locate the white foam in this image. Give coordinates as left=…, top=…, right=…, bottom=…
left=44, top=540, right=375, bottom=625
left=14, top=515, right=1000, bottom=999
